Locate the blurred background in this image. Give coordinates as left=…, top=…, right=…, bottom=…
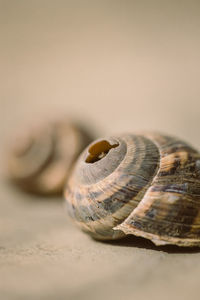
left=1, top=1, right=200, bottom=300
left=1, top=0, right=200, bottom=145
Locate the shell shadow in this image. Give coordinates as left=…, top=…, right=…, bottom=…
left=99, top=235, right=200, bottom=254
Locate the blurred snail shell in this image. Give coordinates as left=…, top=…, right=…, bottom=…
left=7, top=119, right=93, bottom=195
left=64, top=132, right=200, bottom=247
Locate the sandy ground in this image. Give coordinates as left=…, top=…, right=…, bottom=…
left=1, top=1, right=200, bottom=299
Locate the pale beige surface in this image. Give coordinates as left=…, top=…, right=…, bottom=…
left=1, top=1, right=200, bottom=299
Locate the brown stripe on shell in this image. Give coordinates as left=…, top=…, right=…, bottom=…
left=117, top=133, right=200, bottom=246
left=65, top=134, right=160, bottom=240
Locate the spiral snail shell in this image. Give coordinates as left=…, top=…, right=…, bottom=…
left=7, top=119, right=92, bottom=195
left=65, top=132, right=200, bottom=247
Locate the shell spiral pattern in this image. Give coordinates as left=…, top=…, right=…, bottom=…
left=65, top=132, right=200, bottom=247
left=7, top=119, right=92, bottom=195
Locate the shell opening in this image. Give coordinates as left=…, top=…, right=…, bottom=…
left=85, top=140, right=119, bottom=163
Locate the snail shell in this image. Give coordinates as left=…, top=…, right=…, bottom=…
left=64, top=133, right=200, bottom=247
left=7, top=119, right=92, bottom=195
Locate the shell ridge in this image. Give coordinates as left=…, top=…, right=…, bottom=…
left=116, top=134, right=200, bottom=246
left=114, top=134, right=162, bottom=231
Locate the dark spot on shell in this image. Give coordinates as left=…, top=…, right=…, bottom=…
left=196, top=160, right=200, bottom=175
left=146, top=208, right=157, bottom=219
left=130, top=220, right=143, bottom=230
left=151, top=183, right=188, bottom=194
